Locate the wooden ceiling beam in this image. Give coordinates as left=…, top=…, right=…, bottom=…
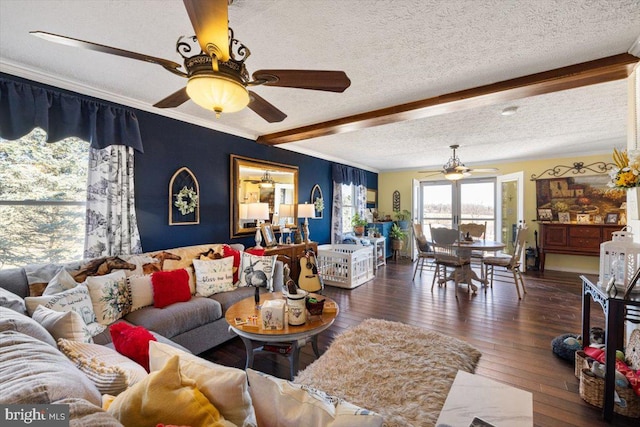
left=256, top=53, right=639, bottom=146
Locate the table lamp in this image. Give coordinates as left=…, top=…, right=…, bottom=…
left=297, top=203, right=316, bottom=243
left=246, top=202, right=270, bottom=248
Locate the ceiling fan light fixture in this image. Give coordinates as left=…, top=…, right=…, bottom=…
left=186, top=74, right=249, bottom=118
left=444, top=170, right=465, bottom=181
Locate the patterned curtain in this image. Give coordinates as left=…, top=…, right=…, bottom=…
left=84, top=145, right=142, bottom=258
left=331, top=165, right=368, bottom=244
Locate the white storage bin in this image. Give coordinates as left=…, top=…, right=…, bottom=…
left=317, top=244, right=374, bottom=289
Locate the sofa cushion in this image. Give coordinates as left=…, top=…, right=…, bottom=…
left=128, top=274, right=154, bottom=311
left=58, top=338, right=148, bottom=395
left=151, top=268, right=191, bottom=308
left=107, top=355, right=228, bottom=427
left=42, top=266, right=78, bottom=295
left=0, top=330, right=101, bottom=406
left=193, top=257, right=236, bottom=297
left=0, top=286, right=27, bottom=314
left=209, top=285, right=269, bottom=313
left=32, top=305, right=94, bottom=343
left=123, top=296, right=222, bottom=339
left=0, top=267, right=29, bottom=299
left=109, top=322, right=157, bottom=372
left=56, top=397, right=123, bottom=427
left=0, top=306, right=56, bottom=347
left=149, top=341, right=256, bottom=427
left=247, top=369, right=384, bottom=427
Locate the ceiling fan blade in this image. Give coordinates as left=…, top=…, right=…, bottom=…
left=252, top=70, right=351, bottom=92
left=182, top=0, right=229, bottom=62
left=248, top=91, right=287, bottom=123
left=153, top=87, right=190, bottom=109
left=30, top=31, right=185, bottom=76
left=470, top=168, right=500, bottom=173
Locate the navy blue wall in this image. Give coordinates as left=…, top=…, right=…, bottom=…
left=2, top=73, right=377, bottom=251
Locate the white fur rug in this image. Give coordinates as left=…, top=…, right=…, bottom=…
left=294, top=318, right=482, bottom=427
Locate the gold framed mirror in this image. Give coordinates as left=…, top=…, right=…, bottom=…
left=230, top=155, right=299, bottom=238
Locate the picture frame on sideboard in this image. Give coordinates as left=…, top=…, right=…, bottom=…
left=605, top=212, right=619, bottom=224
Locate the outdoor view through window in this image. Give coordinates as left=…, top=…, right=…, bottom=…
left=0, top=128, right=88, bottom=269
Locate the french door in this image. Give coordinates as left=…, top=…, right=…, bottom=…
left=417, top=178, right=496, bottom=240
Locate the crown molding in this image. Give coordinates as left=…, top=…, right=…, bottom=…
left=629, top=34, right=640, bottom=58
left=0, top=61, right=257, bottom=141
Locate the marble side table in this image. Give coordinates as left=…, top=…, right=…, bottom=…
left=436, top=370, right=533, bottom=427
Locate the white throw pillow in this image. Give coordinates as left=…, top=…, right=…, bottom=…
left=149, top=341, right=257, bottom=427
left=128, top=275, right=154, bottom=311
left=25, top=284, right=98, bottom=326
left=238, top=253, right=278, bottom=291
left=247, top=369, right=384, bottom=427
left=58, top=338, right=148, bottom=394
left=31, top=305, right=94, bottom=343
left=86, top=270, right=131, bottom=326
left=193, top=257, right=236, bottom=297
left=42, top=267, right=78, bottom=295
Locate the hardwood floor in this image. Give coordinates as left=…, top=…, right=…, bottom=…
left=200, top=260, right=637, bottom=427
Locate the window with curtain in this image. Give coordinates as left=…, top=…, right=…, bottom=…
left=0, top=128, right=89, bottom=268
left=332, top=164, right=367, bottom=243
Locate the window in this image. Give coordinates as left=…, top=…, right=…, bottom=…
left=341, top=183, right=356, bottom=234
left=0, top=128, right=88, bottom=268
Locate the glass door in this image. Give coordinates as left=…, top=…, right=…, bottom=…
left=496, top=172, right=524, bottom=255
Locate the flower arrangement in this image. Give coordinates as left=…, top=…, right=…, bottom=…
left=174, top=186, right=198, bottom=215
left=609, top=148, right=640, bottom=189
left=314, top=197, right=324, bottom=212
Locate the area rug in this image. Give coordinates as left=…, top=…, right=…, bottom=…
left=294, top=318, right=482, bottom=427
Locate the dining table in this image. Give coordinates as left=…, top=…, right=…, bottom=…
left=452, top=239, right=506, bottom=292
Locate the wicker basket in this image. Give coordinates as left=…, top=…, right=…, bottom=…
left=575, top=350, right=588, bottom=378
left=579, top=368, right=640, bottom=418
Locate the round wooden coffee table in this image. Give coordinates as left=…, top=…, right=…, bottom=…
left=225, top=291, right=339, bottom=379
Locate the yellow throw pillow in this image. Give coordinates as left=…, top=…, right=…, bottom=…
left=107, top=355, right=230, bottom=427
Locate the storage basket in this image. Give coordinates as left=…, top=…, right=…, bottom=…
left=316, top=244, right=374, bottom=289
left=579, top=368, right=640, bottom=418
left=574, top=350, right=588, bottom=378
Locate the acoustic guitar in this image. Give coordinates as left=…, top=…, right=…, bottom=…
left=298, top=249, right=323, bottom=293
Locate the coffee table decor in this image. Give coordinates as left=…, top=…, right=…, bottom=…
left=293, top=318, right=482, bottom=427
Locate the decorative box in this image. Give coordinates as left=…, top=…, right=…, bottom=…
left=261, top=299, right=285, bottom=330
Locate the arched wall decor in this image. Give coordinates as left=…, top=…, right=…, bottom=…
left=393, top=190, right=401, bottom=212
left=169, top=167, right=200, bottom=225
left=310, top=184, right=324, bottom=219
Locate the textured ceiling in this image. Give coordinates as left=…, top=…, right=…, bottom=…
left=1, top=0, right=639, bottom=172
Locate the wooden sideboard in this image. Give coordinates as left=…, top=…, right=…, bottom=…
left=537, top=223, right=621, bottom=272
left=264, top=242, right=318, bottom=282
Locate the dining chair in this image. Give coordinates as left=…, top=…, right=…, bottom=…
left=458, top=221, right=487, bottom=270
left=429, top=225, right=471, bottom=298
left=482, top=225, right=528, bottom=299
left=412, top=223, right=435, bottom=280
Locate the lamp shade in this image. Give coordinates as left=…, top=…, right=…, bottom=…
left=444, top=170, right=464, bottom=181
left=298, top=203, right=316, bottom=219
left=186, top=74, right=249, bottom=117
left=246, top=202, right=270, bottom=220
left=239, top=203, right=249, bottom=220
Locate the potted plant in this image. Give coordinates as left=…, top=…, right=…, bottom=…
left=394, top=209, right=412, bottom=229
left=389, top=223, right=407, bottom=250
left=351, top=213, right=368, bottom=236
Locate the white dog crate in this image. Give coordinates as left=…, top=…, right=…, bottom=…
left=317, top=244, right=375, bottom=289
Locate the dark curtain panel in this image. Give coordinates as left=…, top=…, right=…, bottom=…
left=0, top=78, right=143, bottom=152
left=332, top=164, right=367, bottom=185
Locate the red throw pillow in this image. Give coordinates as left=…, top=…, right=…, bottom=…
left=223, top=244, right=242, bottom=282
left=151, top=268, right=191, bottom=308
left=246, top=247, right=266, bottom=256
left=109, top=322, right=157, bottom=372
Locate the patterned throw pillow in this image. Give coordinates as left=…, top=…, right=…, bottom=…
left=238, top=253, right=278, bottom=291
left=25, top=284, right=100, bottom=327
left=58, top=338, right=148, bottom=395
left=128, top=275, right=154, bottom=311
left=247, top=369, right=384, bottom=427
left=192, top=257, right=235, bottom=297
left=86, top=270, right=132, bottom=326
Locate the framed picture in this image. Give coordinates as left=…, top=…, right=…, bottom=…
left=576, top=214, right=590, bottom=224
left=260, top=224, right=277, bottom=247
left=557, top=212, right=570, bottom=223
left=537, top=208, right=553, bottom=221
left=605, top=212, right=619, bottom=224
left=593, top=215, right=603, bottom=224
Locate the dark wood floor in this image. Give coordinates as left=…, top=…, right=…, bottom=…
left=201, top=259, right=637, bottom=427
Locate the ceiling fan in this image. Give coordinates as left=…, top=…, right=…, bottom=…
left=419, top=145, right=499, bottom=181
left=29, top=0, right=351, bottom=123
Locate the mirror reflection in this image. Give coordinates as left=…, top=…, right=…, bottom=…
left=231, top=155, right=298, bottom=238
